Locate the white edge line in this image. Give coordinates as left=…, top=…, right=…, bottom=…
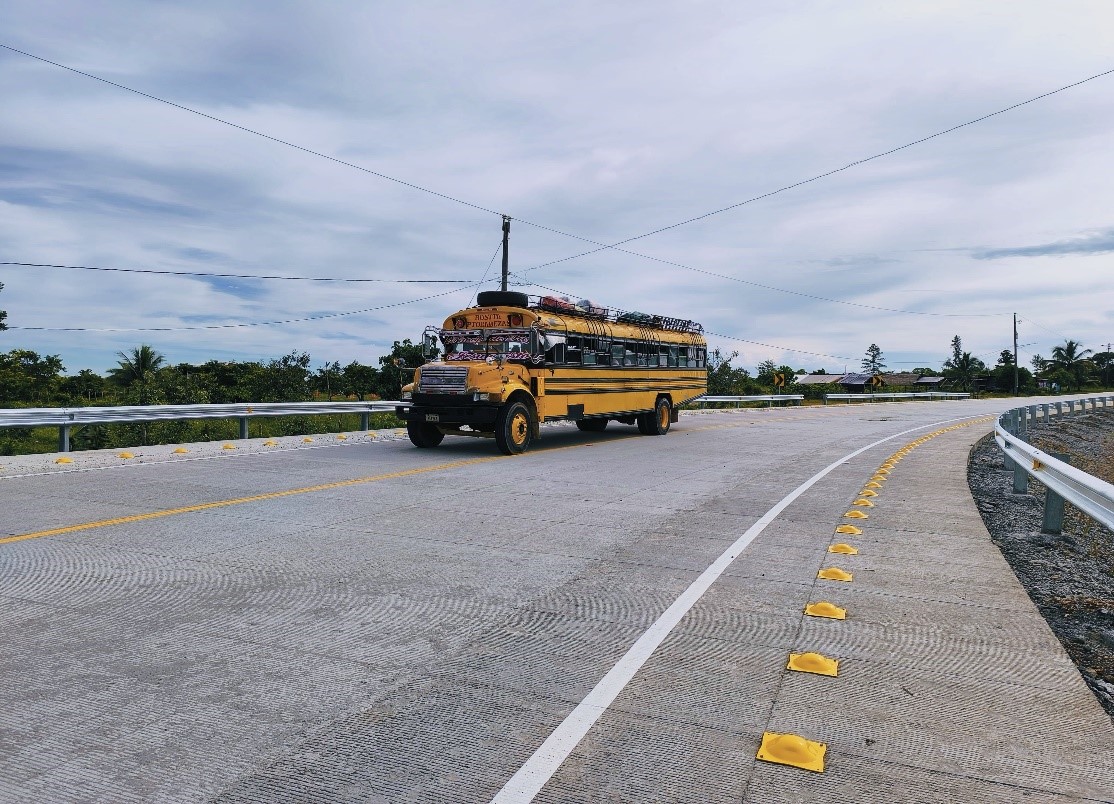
left=491, top=414, right=989, bottom=803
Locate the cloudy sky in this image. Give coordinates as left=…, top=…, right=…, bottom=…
left=2, top=1, right=1112, bottom=377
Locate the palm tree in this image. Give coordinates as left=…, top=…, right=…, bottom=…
left=1048, top=340, right=1093, bottom=390
left=108, top=345, right=165, bottom=386
left=944, top=352, right=985, bottom=391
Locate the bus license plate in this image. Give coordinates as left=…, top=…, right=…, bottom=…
left=425, top=414, right=439, bottom=422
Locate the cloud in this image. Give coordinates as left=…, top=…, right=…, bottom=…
left=972, top=227, right=1114, bottom=259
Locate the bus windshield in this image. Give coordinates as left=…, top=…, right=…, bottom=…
left=442, top=330, right=533, bottom=360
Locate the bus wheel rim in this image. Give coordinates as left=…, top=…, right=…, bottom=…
left=659, top=405, right=669, bottom=428
left=511, top=412, right=529, bottom=445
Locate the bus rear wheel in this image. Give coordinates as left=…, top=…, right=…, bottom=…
left=496, top=400, right=535, bottom=455
left=407, top=421, right=444, bottom=448
left=637, top=397, right=671, bottom=436
left=576, top=418, right=608, bottom=432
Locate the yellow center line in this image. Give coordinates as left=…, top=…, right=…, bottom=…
left=1, top=453, right=510, bottom=545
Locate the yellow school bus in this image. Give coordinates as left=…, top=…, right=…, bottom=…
left=397, top=290, right=707, bottom=454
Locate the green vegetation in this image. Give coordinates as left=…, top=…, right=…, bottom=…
left=0, top=340, right=430, bottom=455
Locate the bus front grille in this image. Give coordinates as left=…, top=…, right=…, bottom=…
left=418, top=365, right=470, bottom=394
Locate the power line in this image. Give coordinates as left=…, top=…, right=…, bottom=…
left=8, top=42, right=1111, bottom=323
left=0, top=43, right=503, bottom=220
left=0, top=261, right=472, bottom=283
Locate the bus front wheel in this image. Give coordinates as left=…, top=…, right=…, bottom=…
left=496, top=400, right=535, bottom=455
left=637, top=397, right=671, bottom=436
left=407, top=421, right=444, bottom=448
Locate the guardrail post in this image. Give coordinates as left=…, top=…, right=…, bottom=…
left=1017, top=408, right=1027, bottom=440
left=1041, top=404, right=1049, bottom=424
left=1055, top=401, right=1063, bottom=417
left=58, top=425, right=71, bottom=453
left=1012, top=454, right=1029, bottom=493
left=239, top=417, right=249, bottom=439
left=1041, top=452, right=1072, bottom=534
left=361, top=412, right=370, bottom=430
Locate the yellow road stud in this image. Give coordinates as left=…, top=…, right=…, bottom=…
left=858, top=489, right=878, bottom=497
left=805, top=601, right=847, bottom=619
left=222, top=443, right=236, bottom=450
left=263, top=440, right=278, bottom=447
left=834, top=524, right=862, bottom=535
left=844, top=510, right=868, bottom=519
left=869, top=475, right=887, bottom=484
left=173, top=447, right=189, bottom=454
left=337, top=434, right=347, bottom=440
left=864, top=481, right=883, bottom=489
left=876, top=468, right=890, bottom=475
left=818, top=567, right=853, bottom=582
left=757, top=732, right=827, bottom=773
left=54, top=456, right=73, bottom=464
left=302, top=437, right=314, bottom=443
left=787, top=652, right=839, bottom=677
left=852, top=498, right=874, bottom=507
left=880, top=462, right=896, bottom=470
left=117, top=452, right=134, bottom=459
left=829, top=543, right=859, bottom=554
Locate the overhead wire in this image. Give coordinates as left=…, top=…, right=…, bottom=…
left=0, top=261, right=474, bottom=283
left=7, top=42, right=1112, bottom=321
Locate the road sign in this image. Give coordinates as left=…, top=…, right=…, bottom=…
left=870, top=375, right=883, bottom=387
left=773, top=373, right=785, bottom=387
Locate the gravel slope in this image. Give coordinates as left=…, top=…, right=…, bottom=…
left=967, top=409, right=1114, bottom=719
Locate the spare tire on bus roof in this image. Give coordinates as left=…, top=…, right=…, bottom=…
left=476, top=290, right=529, bottom=308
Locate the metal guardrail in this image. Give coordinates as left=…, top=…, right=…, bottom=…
left=689, top=395, right=804, bottom=407
left=0, top=401, right=408, bottom=452
left=994, top=395, right=1114, bottom=533
left=824, top=392, right=971, bottom=403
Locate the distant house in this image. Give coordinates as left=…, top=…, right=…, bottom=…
left=877, top=372, right=922, bottom=389
left=795, top=374, right=842, bottom=386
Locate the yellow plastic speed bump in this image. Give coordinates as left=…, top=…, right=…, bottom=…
left=852, top=498, right=875, bottom=507
left=829, top=543, right=859, bottom=554
left=337, top=434, right=347, bottom=440
left=818, top=567, right=853, bottom=582
left=263, top=439, right=278, bottom=447
left=173, top=447, right=189, bottom=454
left=222, top=443, right=237, bottom=450
left=869, top=475, right=887, bottom=483
left=367, top=432, right=377, bottom=438
left=875, top=468, right=890, bottom=475
left=858, top=489, right=878, bottom=497
left=787, top=651, right=840, bottom=677
left=834, top=524, right=862, bottom=535
left=55, top=456, right=73, bottom=464
left=757, top=732, right=827, bottom=772
left=302, top=437, right=314, bottom=443
left=805, top=601, right=846, bottom=619
left=864, top=481, right=883, bottom=489
left=117, top=452, right=134, bottom=459
left=880, top=462, right=896, bottom=469
left=844, top=510, right=868, bottom=519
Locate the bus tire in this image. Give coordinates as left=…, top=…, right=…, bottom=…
left=576, top=418, right=608, bottom=432
left=496, top=400, right=534, bottom=455
left=638, top=397, right=671, bottom=436
left=476, top=290, right=529, bottom=308
left=407, top=421, right=444, bottom=448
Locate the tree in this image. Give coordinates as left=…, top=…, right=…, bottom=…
left=0, top=350, right=65, bottom=404
left=0, top=281, right=7, bottom=332
left=376, top=340, right=427, bottom=400
left=996, top=350, right=1015, bottom=367
left=342, top=361, right=381, bottom=400
left=108, top=345, right=165, bottom=386
left=948, top=335, right=963, bottom=368
left=1030, top=354, right=1047, bottom=374
left=1092, top=351, right=1114, bottom=387
left=754, top=359, right=779, bottom=386
left=1048, top=340, right=1093, bottom=390
left=943, top=351, right=986, bottom=391
left=861, top=344, right=886, bottom=374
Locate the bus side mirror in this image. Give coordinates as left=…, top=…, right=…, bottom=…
left=422, top=332, right=438, bottom=357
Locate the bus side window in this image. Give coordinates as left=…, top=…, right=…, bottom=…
left=668, top=346, right=679, bottom=367
left=696, top=348, right=706, bottom=368
left=611, top=343, right=625, bottom=366
left=659, top=346, right=669, bottom=367
left=566, top=336, right=582, bottom=365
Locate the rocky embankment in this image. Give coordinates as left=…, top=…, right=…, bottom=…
left=968, top=408, right=1114, bottom=718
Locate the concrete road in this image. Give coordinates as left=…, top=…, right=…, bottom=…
left=2, top=400, right=1111, bottom=802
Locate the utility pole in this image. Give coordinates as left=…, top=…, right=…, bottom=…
left=500, top=215, right=511, bottom=292
left=1013, top=313, right=1019, bottom=396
